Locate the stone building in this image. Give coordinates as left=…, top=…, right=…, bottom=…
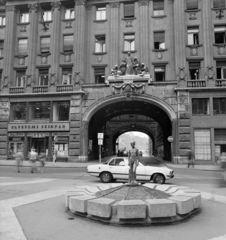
left=0, top=0, right=225, bottom=164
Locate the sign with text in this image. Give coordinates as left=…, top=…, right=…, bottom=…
left=98, top=133, right=104, bottom=139
left=8, top=123, right=70, bottom=132
left=98, top=139, right=103, bottom=145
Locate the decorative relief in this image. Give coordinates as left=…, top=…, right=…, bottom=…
left=179, top=134, right=191, bottom=142
left=75, top=0, right=87, bottom=6
left=73, top=72, right=84, bottom=91
left=6, top=5, right=16, bottom=12
left=179, top=127, right=190, bottom=134
left=71, top=100, right=81, bottom=107
left=179, top=142, right=191, bottom=149
left=28, top=3, right=38, bottom=13
left=65, top=21, right=72, bottom=28
left=70, top=114, right=81, bottom=121
left=126, top=21, right=133, bottom=27
left=41, top=56, right=48, bottom=64
left=18, top=57, right=25, bottom=65
left=70, top=107, right=80, bottom=114
left=177, top=67, right=186, bottom=81
left=138, top=0, right=149, bottom=6
left=70, top=135, right=80, bottom=142
left=50, top=73, right=56, bottom=86
left=111, top=81, right=145, bottom=96
left=3, top=76, right=10, bottom=88
left=189, top=12, right=197, bottom=20
left=0, top=99, right=10, bottom=121
left=215, top=9, right=224, bottom=19
left=20, top=25, right=27, bottom=32
left=51, top=2, right=61, bottom=11
left=86, top=4, right=92, bottom=10
left=109, top=2, right=120, bottom=8
left=204, top=66, right=215, bottom=81
left=26, top=75, right=33, bottom=87
left=157, top=52, right=162, bottom=59
left=64, top=54, right=71, bottom=62
left=218, top=46, right=226, bottom=55
left=190, top=47, right=198, bottom=56
left=178, top=96, right=189, bottom=104
left=179, top=112, right=190, bottom=119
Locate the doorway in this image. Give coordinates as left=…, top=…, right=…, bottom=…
left=28, top=137, right=49, bottom=155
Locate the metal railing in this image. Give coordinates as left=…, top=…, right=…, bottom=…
left=32, top=86, right=49, bottom=93
left=187, top=79, right=207, bottom=88
left=215, top=79, right=226, bottom=87
left=56, top=85, right=73, bottom=92
left=9, top=87, right=25, bottom=94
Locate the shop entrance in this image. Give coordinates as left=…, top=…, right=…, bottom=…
left=28, top=137, right=49, bottom=155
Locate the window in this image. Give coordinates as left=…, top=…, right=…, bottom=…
left=154, top=66, right=165, bottom=81
left=29, top=102, right=50, bottom=121
left=39, top=69, right=49, bottom=86
left=94, top=68, right=105, bottom=84
left=187, top=27, right=199, bottom=45
left=192, top=98, right=209, bottom=115
left=10, top=103, right=27, bottom=121
left=0, top=16, right=5, bottom=26
left=95, top=35, right=106, bottom=53
left=186, top=0, right=198, bottom=10
left=124, top=3, right=135, bottom=18
left=153, top=0, right=164, bottom=16
left=40, top=37, right=50, bottom=53
left=63, top=35, right=73, bottom=52
left=62, top=68, right=72, bottom=85
left=53, top=101, right=70, bottom=121
left=20, top=12, right=29, bottom=23
left=213, top=0, right=225, bottom=8
left=216, top=61, right=226, bottom=79
left=214, top=129, right=226, bottom=157
left=96, top=5, right=106, bottom=20
left=16, top=71, right=26, bottom=87
left=194, top=129, right=211, bottom=160
left=0, top=41, right=3, bottom=57
left=18, top=39, right=28, bottom=55
left=154, top=32, right=165, bottom=49
left=65, top=8, right=74, bottom=19
left=189, top=62, right=200, bottom=79
left=43, top=11, right=52, bottom=21
left=124, top=34, right=135, bottom=51
left=214, top=26, right=226, bottom=44
left=213, top=98, right=226, bottom=114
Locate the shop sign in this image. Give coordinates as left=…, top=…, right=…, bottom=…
left=27, top=133, right=49, bottom=138
left=8, top=133, right=25, bottom=137
left=8, top=123, right=70, bottom=132
left=55, top=136, right=69, bottom=142
left=11, top=138, right=23, bottom=141
left=52, top=132, right=69, bottom=136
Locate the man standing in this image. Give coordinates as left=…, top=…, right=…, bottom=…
left=14, top=149, right=24, bottom=173
left=128, top=141, right=140, bottom=184
left=29, top=148, right=38, bottom=173
left=187, top=149, right=195, bottom=168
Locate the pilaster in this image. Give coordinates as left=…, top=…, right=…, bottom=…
left=2, top=5, right=17, bottom=93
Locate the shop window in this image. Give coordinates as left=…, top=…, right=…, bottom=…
left=8, top=142, right=24, bottom=158
left=124, top=34, right=135, bottom=51
left=154, top=66, right=165, bottom=81
left=186, top=0, right=198, bottom=10
left=39, top=69, right=49, bottom=86
left=124, top=3, right=135, bottom=18
left=10, top=103, right=27, bottom=121
left=189, top=62, right=200, bottom=79
left=213, top=0, right=225, bottom=8
left=53, top=101, right=70, bottom=121
left=154, top=32, right=165, bottom=50
left=29, top=102, right=50, bottom=121
left=214, top=26, right=226, bottom=44
left=18, top=38, right=28, bottom=55
left=213, top=98, right=226, bottom=114
left=94, top=68, right=105, bottom=84
left=0, top=16, right=5, bottom=26
left=95, top=35, right=106, bottom=53
left=216, top=61, right=226, bottom=79
left=192, top=98, right=209, bottom=115
left=63, top=35, right=73, bottom=52
left=20, top=12, right=29, bottom=23
left=40, top=37, right=50, bottom=53
left=16, top=71, right=26, bottom=87
left=96, top=5, right=106, bottom=20
left=65, top=8, right=74, bottom=19
left=187, top=27, right=199, bottom=45
left=0, top=40, right=3, bottom=57
left=194, top=129, right=211, bottom=160
left=62, top=68, right=72, bottom=85
left=153, top=0, right=164, bottom=16
left=214, top=129, right=226, bottom=160
left=43, top=11, right=52, bottom=21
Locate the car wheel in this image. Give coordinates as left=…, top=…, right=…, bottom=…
left=100, top=172, right=113, bottom=183
left=153, top=174, right=165, bottom=184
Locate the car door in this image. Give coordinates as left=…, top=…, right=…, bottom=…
left=108, top=158, right=126, bottom=179
left=136, top=162, right=148, bottom=180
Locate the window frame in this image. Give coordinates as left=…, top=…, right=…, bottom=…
left=154, top=65, right=165, bottom=81
left=95, top=35, right=106, bottom=53
left=94, top=67, right=105, bottom=84
left=213, top=98, right=226, bottom=115
left=20, top=11, right=29, bottom=23
left=64, top=8, right=75, bottom=19
left=213, top=0, right=226, bottom=8
left=192, top=98, right=210, bottom=115
left=189, top=61, right=201, bottom=80
left=53, top=101, right=70, bottom=121
left=39, top=69, right=49, bottom=86
left=154, top=31, right=165, bottom=50
left=43, top=10, right=52, bottom=22
left=187, top=27, right=199, bottom=45
left=62, top=68, right=72, bottom=85
left=40, top=36, right=51, bottom=54
left=18, top=38, right=28, bottom=55
left=0, top=40, right=4, bottom=57
left=96, top=5, right=106, bottom=20
left=153, top=0, right=164, bottom=16
left=0, top=15, right=6, bottom=26
left=124, top=2, right=135, bottom=18
left=124, top=33, right=135, bottom=51
left=63, top=35, right=74, bottom=52
left=216, top=61, right=226, bottom=79
left=10, top=102, right=27, bottom=122
left=29, top=102, right=51, bottom=121
left=16, top=70, right=26, bottom=87
left=186, top=0, right=198, bottom=10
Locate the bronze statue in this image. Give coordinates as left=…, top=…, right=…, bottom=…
left=128, top=141, right=140, bottom=184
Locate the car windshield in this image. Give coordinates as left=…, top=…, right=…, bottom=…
left=139, top=157, right=168, bottom=168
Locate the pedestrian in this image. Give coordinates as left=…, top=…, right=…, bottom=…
left=187, top=149, right=195, bottom=168
left=38, top=150, right=46, bottom=173
left=219, top=152, right=226, bottom=181
left=29, top=148, right=38, bottom=173
left=14, top=149, right=24, bottom=173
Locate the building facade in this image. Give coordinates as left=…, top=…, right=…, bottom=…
left=0, top=0, right=225, bottom=164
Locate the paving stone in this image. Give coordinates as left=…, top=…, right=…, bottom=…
left=146, top=199, right=177, bottom=218
left=87, top=198, right=116, bottom=218
left=117, top=200, right=146, bottom=219
left=65, top=191, right=85, bottom=208
left=69, top=195, right=96, bottom=213
left=168, top=196, right=194, bottom=214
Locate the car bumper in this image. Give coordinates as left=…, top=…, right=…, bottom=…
left=166, top=174, right=174, bottom=179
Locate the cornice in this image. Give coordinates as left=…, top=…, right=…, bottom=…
left=28, top=3, right=38, bottom=13
left=6, top=5, right=16, bottom=12
left=109, top=2, right=120, bottom=8
left=51, top=1, right=61, bottom=11
left=138, top=0, right=149, bottom=6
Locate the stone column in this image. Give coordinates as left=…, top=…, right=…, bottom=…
left=27, top=3, right=39, bottom=89
left=73, top=0, right=87, bottom=84
left=49, top=2, right=61, bottom=91
left=174, top=0, right=187, bottom=86
left=202, top=0, right=215, bottom=85
left=2, top=6, right=17, bottom=93
left=109, top=2, right=120, bottom=69
left=138, top=0, right=149, bottom=66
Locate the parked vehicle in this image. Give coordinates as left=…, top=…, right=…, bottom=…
left=87, top=157, right=174, bottom=184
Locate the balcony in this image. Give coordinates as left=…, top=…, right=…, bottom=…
left=56, top=85, right=73, bottom=92
left=9, top=87, right=25, bottom=94
left=32, top=86, right=49, bottom=93
left=187, top=79, right=206, bottom=88
left=215, top=79, right=226, bottom=87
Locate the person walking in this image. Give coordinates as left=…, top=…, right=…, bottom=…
left=219, top=152, right=226, bottom=181
left=14, top=149, right=24, bottom=173
left=29, top=148, right=38, bottom=173
left=187, top=149, right=195, bottom=168
left=128, top=141, right=140, bottom=184
left=38, top=150, right=46, bottom=173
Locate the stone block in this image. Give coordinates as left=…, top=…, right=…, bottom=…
left=179, top=127, right=190, bottom=134
left=70, top=195, right=96, bottom=213
left=69, top=143, right=80, bottom=149
left=70, top=114, right=80, bottom=121
left=71, top=99, right=81, bottom=106
left=146, top=199, right=176, bottom=218
left=179, top=112, right=190, bottom=119
left=0, top=136, right=7, bottom=142
left=70, top=128, right=80, bottom=135
left=69, top=135, right=80, bottom=142
left=155, top=185, right=171, bottom=191
left=87, top=198, right=116, bottom=218
left=168, top=196, right=194, bottom=214
left=69, top=149, right=80, bottom=156
left=65, top=191, right=85, bottom=208
left=177, top=192, right=201, bottom=209
left=0, top=123, right=7, bottom=128
left=70, top=107, right=80, bottom=114
left=70, top=121, right=80, bottom=128
left=0, top=149, right=7, bottom=155
left=179, top=120, right=190, bottom=126
left=0, top=142, right=7, bottom=149
left=179, top=134, right=191, bottom=142
left=0, top=129, right=7, bottom=135
left=117, top=200, right=146, bottom=219
left=179, top=142, right=191, bottom=149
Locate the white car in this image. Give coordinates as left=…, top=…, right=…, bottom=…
left=87, top=157, right=174, bottom=184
